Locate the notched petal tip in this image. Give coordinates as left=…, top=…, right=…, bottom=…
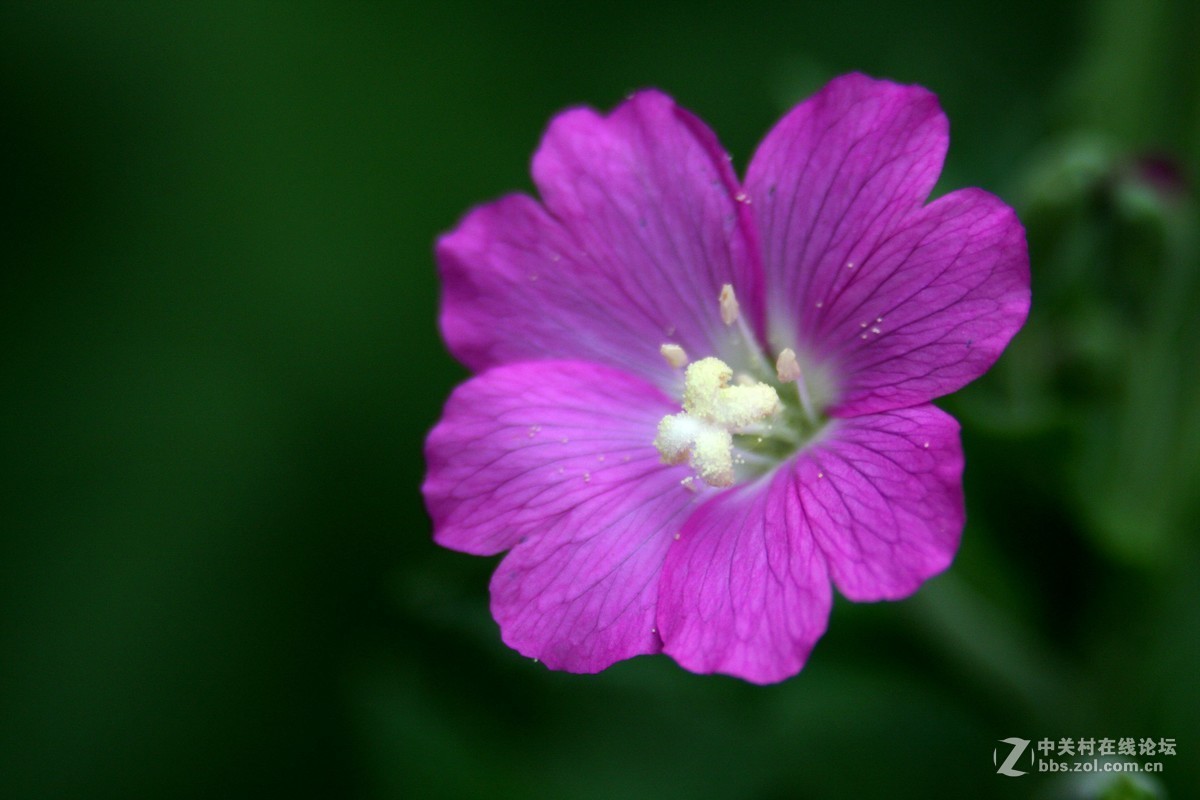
left=747, top=74, right=953, bottom=392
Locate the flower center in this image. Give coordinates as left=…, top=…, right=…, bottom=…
left=653, top=285, right=830, bottom=489
left=653, top=357, right=780, bottom=487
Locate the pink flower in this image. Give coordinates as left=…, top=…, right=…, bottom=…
left=424, top=74, right=1030, bottom=683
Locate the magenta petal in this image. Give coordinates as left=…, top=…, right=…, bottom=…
left=437, top=90, right=762, bottom=387
left=422, top=361, right=701, bottom=671
left=745, top=74, right=1029, bottom=413
left=656, top=471, right=832, bottom=684
left=800, top=404, right=964, bottom=601
left=490, top=464, right=697, bottom=672
left=814, top=189, right=1029, bottom=416
left=745, top=74, right=946, bottom=342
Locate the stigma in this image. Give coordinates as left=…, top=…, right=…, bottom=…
left=653, top=357, right=780, bottom=487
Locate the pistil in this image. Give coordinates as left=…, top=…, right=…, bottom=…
left=654, top=357, right=780, bottom=487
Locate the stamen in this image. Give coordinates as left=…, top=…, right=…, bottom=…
left=719, top=284, right=740, bottom=326
left=775, top=347, right=817, bottom=423
left=775, top=348, right=801, bottom=383
left=654, top=357, right=780, bottom=487
left=660, top=343, right=689, bottom=369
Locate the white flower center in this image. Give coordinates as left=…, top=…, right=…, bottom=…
left=653, top=357, right=780, bottom=487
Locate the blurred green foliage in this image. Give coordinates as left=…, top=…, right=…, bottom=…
left=1, top=1, right=1197, bottom=798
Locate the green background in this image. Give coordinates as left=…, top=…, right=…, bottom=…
left=3, top=1, right=1197, bottom=798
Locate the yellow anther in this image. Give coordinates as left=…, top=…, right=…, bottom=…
left=719, top=284, right=740, bottom=326
left=776, top=348, right=801, bottom=383
left=660, top=343, right=689, bottom=369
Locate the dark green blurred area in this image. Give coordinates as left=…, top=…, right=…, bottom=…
left=2, top=1, right=1197, bottom=798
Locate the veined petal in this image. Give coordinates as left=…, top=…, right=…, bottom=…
left=490, top=465, right=696, bottom=672
left=423, top=360, right=680, bottom=553
left=437, top=91, right=763, bottom=388
left=422, top=361, right=703, bottom=671
left=745, top=73, right=947, bottom=352
left=798, top=405, right=964, bottom=601
left=816, top=188, right=1029, bottom=415
left=656, top=470, right=832, bottom=684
